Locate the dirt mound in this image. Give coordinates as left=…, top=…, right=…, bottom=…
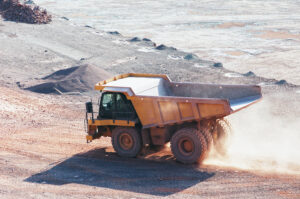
left=0, top=0, right=51, bottom=24
left=155, top=44, right=177, bottom=51
left=26, top=64, right=112, bottom=94
left=184, top=53, right=198, bottom=60
left=128, top=37, right=141, bottom=42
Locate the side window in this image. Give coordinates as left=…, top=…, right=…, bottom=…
left=101, top=93, right=114, bottom=112
left=116, top=94, right=131, bottom=112
left=99, top=92, right=136, bottom=120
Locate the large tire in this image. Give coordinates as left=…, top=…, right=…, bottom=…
left=213, top=119, right=231, bottom=155
left=171, top=127, right=207, bottom=164
left=201, top=128, right=213, bottom=151
left=112, top=127, right=142, bottom=158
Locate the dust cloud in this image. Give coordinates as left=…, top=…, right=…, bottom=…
left=204, top=95, right=300, bottom=175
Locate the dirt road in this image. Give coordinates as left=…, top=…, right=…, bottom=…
left=0, top=9, right=300, bottom=198
left=0, top=86, right=299, bottom=199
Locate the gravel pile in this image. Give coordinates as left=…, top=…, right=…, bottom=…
left=0, top=0, right=51, bottom=24
left=26, top=64, right=112, bottom=94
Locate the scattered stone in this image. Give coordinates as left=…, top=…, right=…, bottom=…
left=275, top=79, right=287, bottom=85
left=107, top=31, right=120, bottom=35
left=243, top=71, right=255, bottom=77
left=142, top=38, right=151, bottom=42
left=213, top=62, right=223, bottom=68
left=61, top=16, right=69, bottom=21
left=128, top=37, right=141, bottom=42
left=184, top=53, right=198, bottom=60
left=155, top=44, right=167, bottom=50
left=16, top=81, right=21, bottom=87
left=0, top=0, right=52, bottom=24
left=24, top=0, right=33, bottom=5
left=140, top=38, right=156, bottom=47
left=155, top=44, right=177, bottom=51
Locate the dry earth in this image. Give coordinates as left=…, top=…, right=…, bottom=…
left=34, top=0, right=300, bottom=85
left=0, top=85, right=299, bottom=199
left=0, top=8, right=300, bottom=199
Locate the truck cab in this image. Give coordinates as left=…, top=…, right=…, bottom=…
left=98, top=92, right=137, bottom=121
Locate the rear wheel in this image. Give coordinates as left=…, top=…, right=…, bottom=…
left=213, top=119, right=231, bottom=155
left=112, top=127, right=142, bottom=157
left=201, top=128, right=213, bottom=151
left=171, top=127, right=207, bottom=164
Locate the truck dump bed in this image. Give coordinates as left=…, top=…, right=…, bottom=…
left=95, top=73, right=262, bottom=128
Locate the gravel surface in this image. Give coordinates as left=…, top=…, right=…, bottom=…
left=0, top=11, right=299, bottom=198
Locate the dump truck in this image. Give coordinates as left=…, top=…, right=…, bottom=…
left=85, top=73, right=262, bottom=164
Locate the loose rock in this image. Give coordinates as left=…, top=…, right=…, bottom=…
left=213, top=62, right=223, bottom=68
left=156, top=44, right=177, bottom=51
left=129, top=37, right=141, bottom=42
left=275, top=79, right=287, bottom=85
left=184, top=53, right=198, bottom=60
left=243, top=71, right=255, bottom=77
left=0, top=0, right=52, bottom=24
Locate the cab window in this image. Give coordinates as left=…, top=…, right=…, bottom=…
left=99, top=92, right=136, bottom=120
left=116, top=94, right=131, bottom=112
left=101, top=93, right=114, bottom=111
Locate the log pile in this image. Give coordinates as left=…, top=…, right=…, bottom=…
left=0, top=0, right=51, bottom=24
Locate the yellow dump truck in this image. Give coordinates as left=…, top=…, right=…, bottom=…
left=85, top=73, right=262, bottom=164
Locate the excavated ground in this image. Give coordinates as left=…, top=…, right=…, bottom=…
left=0, top=86, right=299, bottom=199
left=0, top=12, right=300, bottom=199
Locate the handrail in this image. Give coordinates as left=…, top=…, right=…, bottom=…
left=94, top=73, right=170, bottom=91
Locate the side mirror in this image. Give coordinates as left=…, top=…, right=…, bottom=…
left=85, top=102, right=93, bottom=113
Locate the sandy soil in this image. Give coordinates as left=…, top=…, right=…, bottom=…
left=1, top=5, right=300, bottom=199
left=33, top=0, right=300, bottom=85
left=217, top=22, right=246, bottom=29
left=0, top=86, right=299, bottom=199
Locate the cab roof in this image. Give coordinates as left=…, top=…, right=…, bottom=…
left=95, top=73, right=170, bottom=96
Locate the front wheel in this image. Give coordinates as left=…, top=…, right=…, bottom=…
left=171, top=128, right=207, bottom=164
left=112, top=127, right=142, bottom=157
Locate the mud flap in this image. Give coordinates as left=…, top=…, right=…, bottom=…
left=141, top=129, right=151, bottom=145
left=86, top=135, right=93, bottom=143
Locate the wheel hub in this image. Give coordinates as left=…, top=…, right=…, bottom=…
left=119, top=133, right=133, bottom=150
left=178, top=137, right=194, bottom=155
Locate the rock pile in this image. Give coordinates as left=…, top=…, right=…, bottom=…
left=0, top=0, right=51, bottom=24
left=26, top=64, right=112, bottom=94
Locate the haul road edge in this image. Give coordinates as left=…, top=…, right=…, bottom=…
left=85, top=73, right=262, bottom=164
